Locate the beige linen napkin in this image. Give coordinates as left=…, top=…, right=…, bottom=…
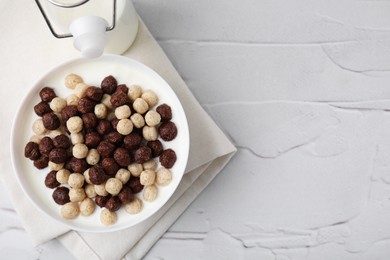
left=0, top=7, right=236, bottom=260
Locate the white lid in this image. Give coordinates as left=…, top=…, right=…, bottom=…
left=69, top=16, right=108, bottom=58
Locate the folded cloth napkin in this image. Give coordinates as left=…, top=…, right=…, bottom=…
left=0, top=7, right=236, bottom=260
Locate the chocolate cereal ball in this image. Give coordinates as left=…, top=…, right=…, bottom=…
left=113, top=147, right=132, bottom=167
left=110, top=90, right=128, bottom=107
left=45, top=170, right=60, bottom=189
left=34, top=155, right=49, bottom=169
left=101, top=158, right=120, bottom=176
left=69, top=157, right=88, bottom=173
left=82, top=113, right=98, bottom=129
left=85, top=131, right=101, bottom=148
left=48, top=148, right=67, bottom=164
left=134, top=146, right=152, bottom=164
left=42, top=112, right=61, bottom=130
left=158, top=121, right=177, bottom=141
left=89, top=165, right=107, bottom=185
left=77, top=97, right=96, bottom=114
left=97, top=140, right=116, bottom=158
left=147, top=140, right=164, bottom=157
left=159, top=148, right=177, bottom=169
left=39, top=136, right=54, bottom=156
left=105, top=196, right=122, bottom=212
left=61, top=105, right=79, bottom=122
left=95, top=194, right=111, bottom=208
left=85, top=86, right=103, bottom=102
left=96, top=120, right=112, bottom=136
left=106, top=131, right=123, bottom=144
left=52, top=186, right=70, bottom=205
left=118, top=186, right=133, bottom=204
left=124, top=132, right=142, bottom=150
left=101, top=75, right=117, bottom=94
left=39, top=87, right=56, bottom=102
left=34, top=101, right=52, bottom=116
left=117, top=84, right=128, bottom=94
left=53, top=134, right=71, bottom=149
left=24, top=141, right=40, bottom=160
left=156, top=104, right=172, bottom=122
left=127, top=176, right=144, bottom=193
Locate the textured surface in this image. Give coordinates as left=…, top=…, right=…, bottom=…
left=2, top=0, right=390, bottom=259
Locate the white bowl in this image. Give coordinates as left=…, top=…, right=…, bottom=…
left=10, top=54, right=189, bottom=232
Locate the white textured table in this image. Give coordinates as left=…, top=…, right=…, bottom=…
left=2, top=0, right=390, bottom=259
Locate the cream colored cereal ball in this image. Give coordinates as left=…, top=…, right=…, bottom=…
left=143, top=184, right=158, bottom=202
left=73, top=143, right=88, bottom=159
left=83, top=168, right=92, bottom=184
left=115, top=169, right=131, bottom=184
left=66, top=94, right=80, bottom=106
left=49, top=161, right=64, bottom=171
left=79, top=198, right=95, bottom=216
left=128, top=163, right=143, bottom=177
left=68, top=173, right=84, bottom=188
left=85, top=184, right=97, bottom=198
left=56, top=169, right=70, bottom=184
left=124, top=197, right=143, bottom=214
left=117, top=119, right=133, bottom=135
left=70, top=132, right=84, bottom=144
left=100, top=209, right=117, bottom=225
left=143, top=159, right=157, bottom=171
left=74, top=82, right=89, bottom=98
left=130, top=113, right=145, bottom=129
left=67, top=116, right=83, bottom=134
left=128, top=84, right=142, bottom=102
left=50, top=97, right=67, bottom=113
left=145, top=110, right=161, bottom=127
left=156, top=167, right=172, bottom=186
left=95, top=183, right=108, bottom=196
left=133, top=98, right=149, bottom=114
left=61, top=202, right=79, bottom=219
left=69, top=188, right=86, bottom=202
left=29, top=135, right=41, bottom=143
left=65, top=73, right=83, bottom=89
left=32, top=119, right=47, bottom=135
left=115, top=105, right=131, bottom=119
left=140, top=169, right=156, bottom=186
left=86, top=149, right=100, bottom=165
left=105, top=178, right=123, bottom=195
left=141, top=90, right=158, bottom=107
left=101, top=94, right=113, bottom=110
left=142, top=125, right=158, bottom=141
left=94, top=103, right=107, bottom=119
